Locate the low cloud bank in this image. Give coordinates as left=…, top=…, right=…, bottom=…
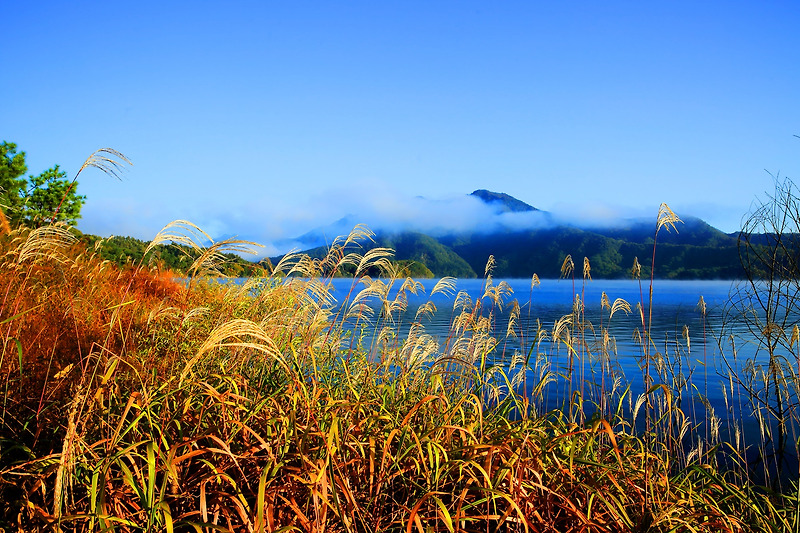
left=79, top=186, right=680, bottom=259
left=256, top=187, right=658, bottom=256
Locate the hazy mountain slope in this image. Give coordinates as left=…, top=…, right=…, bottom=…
left=379, top=232, right=477, bottom=278
left=278, top=231, right=476, bottom=278
left=593, top=216, right=737, bottom=247
left=443, top=225, right=743, bottom=279
left=442, top=227, right=626, bottom=278
left=272, top=189, right=746, bottom=279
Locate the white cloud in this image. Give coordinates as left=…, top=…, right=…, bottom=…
left=80, top=184, right=726, bottom=259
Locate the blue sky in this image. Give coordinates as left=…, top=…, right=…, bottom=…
left=4, top=1, right=799, bottom=255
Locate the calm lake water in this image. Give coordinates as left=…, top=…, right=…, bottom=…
left=326, top=277, right=745, bottom=375
left=322, top=277, right=798, bottom=447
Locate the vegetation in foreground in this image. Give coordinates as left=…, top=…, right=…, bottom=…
left=1, top=146, right=800, bottom=531
left=0, top=202, right=799, bottom=532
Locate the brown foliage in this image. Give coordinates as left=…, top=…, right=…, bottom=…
left=0, top=233, right=184, bottom=451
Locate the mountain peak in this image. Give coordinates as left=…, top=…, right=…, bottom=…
left=470, top=189, right=538, bottom=213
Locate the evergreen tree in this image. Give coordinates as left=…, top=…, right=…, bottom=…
left=0, top=141, right=86, bottom=227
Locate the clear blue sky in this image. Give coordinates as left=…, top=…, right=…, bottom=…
left=4, top=1, right=799, bottom=255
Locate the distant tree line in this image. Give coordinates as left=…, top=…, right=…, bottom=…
left=79, top=233, right=265, bottom=277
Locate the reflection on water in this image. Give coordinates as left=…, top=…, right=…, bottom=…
left=322, top=277, right=790, bottom=450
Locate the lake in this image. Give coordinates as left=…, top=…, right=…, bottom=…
left=321, top=276, right=797, bottom=460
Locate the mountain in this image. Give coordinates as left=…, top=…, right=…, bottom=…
left=469, top=189, right=539, bottom=213
left=270, top=190, right=746, bottom=279
left=281, top=231, right=476, bottom=278
left=440, top=225, right=742, bottom=279
left=381, top=232, right=477, bottom=278
left=272, top=214, right=363, bottom=252
left=591, top=215, right=736, bottom=247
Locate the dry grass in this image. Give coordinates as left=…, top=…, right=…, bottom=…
left=0, top=206, right=797, bottom=532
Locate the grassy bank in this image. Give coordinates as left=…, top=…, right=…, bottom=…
left=0, top=214, right=798, bottom=532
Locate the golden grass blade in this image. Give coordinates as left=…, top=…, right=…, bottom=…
left=400, top=277, right=424, bottom=295
left=506, top=300, right=520, bottom=338
left=484, top=254, right=496, bottom=277
left=552, top=314, right=573, bottom=344
left=656, top=202, right=683, bottom=234
left=609, top=298, right=632, bottom=320
left=188, top=237, right=263, bottom=278
left=431, top=276, right=457, bottom=297
left=180, top=319, right=284, bottom=384
left=356, top=247, right=394, bottom=276
left=270, top=250, right=300, bottom=276
left=75, top=148, right=133, bottom=181
left=697, top=295, right=707, bottom=316
left=453, top=290, right=473, bottom=314
left=631, top=257, right=642, bottom=279
left=342, top=223, right=375, bottom=248
left=145, top=219, right=212, bottom=257
left=561, top=254, right=574, bottom=279
left=415, top=301, right=437, bottom=321
left=17, top=223, right=77, bottom=264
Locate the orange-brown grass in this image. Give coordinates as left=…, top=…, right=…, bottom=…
left=0, top=219, right=795, bottom=532
left=0, top=226, right=185, bottom=450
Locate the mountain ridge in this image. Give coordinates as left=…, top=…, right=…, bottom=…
left=269, top=190, right=745, bottom=279
left=469, top=189, right=540, bottom=213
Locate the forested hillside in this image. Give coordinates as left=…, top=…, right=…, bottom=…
left=85, top=191, right=748, bottom=280
left=270, top=191, right=747, bottom=279
left=78, top=233, right=263, bottom=277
